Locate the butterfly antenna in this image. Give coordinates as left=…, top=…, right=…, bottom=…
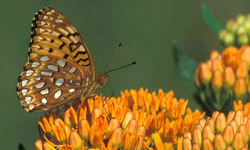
left=104, top=61, right=136, bottom=74
left=104, top=43, right=122, bottom=72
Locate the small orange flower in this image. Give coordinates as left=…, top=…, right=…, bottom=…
left=222, top=46, right=242, bottom=69
left=34, top=88, right=204, bottom=150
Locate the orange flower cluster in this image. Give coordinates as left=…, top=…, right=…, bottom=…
left=183, top=110, right=250, bottom=150
left=234, top=100, right=250, bottom=118
left=195, top=46, right=250, bottom=111
left=34, top=88, right=205, bottom=150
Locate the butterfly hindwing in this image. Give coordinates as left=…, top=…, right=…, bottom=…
left=17, top=55, right=92, bottom=112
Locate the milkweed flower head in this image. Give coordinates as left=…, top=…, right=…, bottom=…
left=183, top=109, right=250, bottom=150
left=34, top=88, right=205, bottom=150
left=195, top=46, right=250, bottom=112
left=219, top=14, right=250, bottom=47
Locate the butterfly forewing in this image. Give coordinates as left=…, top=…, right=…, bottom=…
left=17, top=7, right=98, bottom=112
left=30, top=7, right=95, bottom=76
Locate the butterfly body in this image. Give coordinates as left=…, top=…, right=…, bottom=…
left=17, top=7, right=107, bottom=112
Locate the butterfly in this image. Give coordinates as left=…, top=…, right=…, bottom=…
left=16, top=7, right=107, bottom=112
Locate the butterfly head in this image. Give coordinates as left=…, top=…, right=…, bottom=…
left=95, top=74, right=108, bottom=87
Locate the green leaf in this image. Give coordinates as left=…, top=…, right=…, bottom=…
left=18, top=143, right=26, bottom=150
left=202, top=3, right=224, bottom=34
left=219, top=92, right=233, bottom=116
left=172, top=40, right=198, bottom=81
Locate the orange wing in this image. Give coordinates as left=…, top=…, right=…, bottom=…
left=17, top=7, right=97, bottom=112
left=29, top=7, right=95, bottom=77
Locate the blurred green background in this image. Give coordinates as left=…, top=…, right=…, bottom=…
left=1, top=0, right=250, bottom=149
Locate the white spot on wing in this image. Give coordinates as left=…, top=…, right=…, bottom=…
left=54, top=90, right=62, bottom=99
left=35, top=82, right=45, bottom=88
left=69, top=67, right=76, bottom=73
left=69, top=79, right=73, bottom=83
left=25, top=97, right=32, bottom=104
left=56, top=60, right=66, bottom=67
left=55, top=78, right=64, bottom=86
left=41, top=71, right=53, bottom=76
left=76, top=82, right=80, bottom=86
left=22, top=89, right=28, bottom=96
left=77, top=75, right=81, bottom=81
left=60, top=97, right=66, bottom=101
left=22, top=79, right=29, bottom=86
left=46, top=12, right=52, bottom=15
left=40, top=56, right=50, bottom=61
left=69, top=88, right=75, bottom=93
left=26, top=69, right=34, bottom=77
left=29, top=104, right=35, bottom=110
left=41, top=21, right=46, bottom=25
left=35, top=77, right=42, bottom=80
left=31, top=61, right=40, bottom=67
left=43, top=15, right=48, bottom=19
left=47, top=65, right=59, bottom=71
left=41, top=98, right=47, bottom=105
left=40, top=88, right=49, bottom=95
left=55, top=19, right=63, bottom=23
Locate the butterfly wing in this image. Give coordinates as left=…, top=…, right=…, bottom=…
left=30, top=7, right=95, bottom=76
left=17, top=7, right=95, bottom=112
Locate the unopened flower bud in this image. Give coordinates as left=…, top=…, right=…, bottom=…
left=203, top=138, right=213, bottom=150
left=79, top=120, right=90, bottom=140
left=227, top=111, right=235, bottom=123
left=212, top=70, right=223, bottom=90
left=234, top=78, right=246, bottom=98
left=238, top=125, right=248, bottom=143
left=223, top=32, right=235, bottom=46
left=206, top=118, right=215, bottom=132
left=215, top=113, right=227, bottom=133
left=236, top=61, right=248, bottom=78
left=34, top=140, right=43, bottom=150
left=203, top=125, right=215, bottom=142
left=69, top=130, right=82, bottom=149
left=224, top=67, right=235, bottom=88
left=137, top=125, right=146, bottom=139
left=125, top=119, right=138, bottom=136
left=237, top=26, right=246, bottom=35
left=108, top=127, right=123, bottom=148
left=222, top=47, right=241, bottom=69
left=199, top=63, right=212, bottom=86
left=230, top=120, right=239, bottom=134
left=226, top=19, right=235, bottom=31
left=92, top=108, right=102, bottom=123
left=192, top=127, right=202, bottom=146
left=43, top=142, right=56, bottom=150
left=234, top=110, right=244, bottom=126
left=238, top=34, right=249, bottom=45
left=214, top=134, right=226, bottom=150
left=241, top=46, right=250, bottom=66
left=192, top=143, right=200, bottom=150
left=122, top=112, right=134, bottom=129
left=183, top=137, right=192, bottom=150
left=212, top=111, right=219, bottom=121
left=236, top=14, right=246, bottom=25
left=210, top=50, right=220, bottom=60
left=232, top=132, right=244, bottom=149
left=223, top=124, right=234, bottom=145
left=195, top=69, right=202, bottom=88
